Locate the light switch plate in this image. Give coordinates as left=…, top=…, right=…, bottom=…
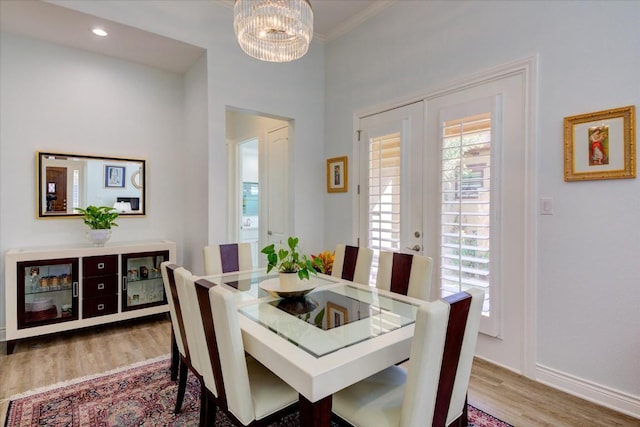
left=540, top=197, right=553, bottom=215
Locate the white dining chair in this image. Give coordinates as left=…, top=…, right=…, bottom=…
left=332, top=288, right=484, bottom=427
left=203, top=243, right=253, bottom=276
left=173, top=267, right=220, bottom=426
left=331, top=244, right=373, bottom=285
left=160, top=262, right=184, bottom=382
left=376, top=251, right=434, bottom=301
left=198, top=283, right=299, bottom=426
left=160, top=262, right=195, bottom=414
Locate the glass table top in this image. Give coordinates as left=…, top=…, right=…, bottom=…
left=239, top=284, right=419, bottom=357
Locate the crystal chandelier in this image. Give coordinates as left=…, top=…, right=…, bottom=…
left=234, top=0, right=314, bottom=63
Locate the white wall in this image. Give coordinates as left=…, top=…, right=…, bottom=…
left=54, top=0, right=327, bottom=259
left=324, top=0, right=639, bottom=414
left=0, top=32, right=186, bottom=329
left=181, top=53, right=209, bottom=276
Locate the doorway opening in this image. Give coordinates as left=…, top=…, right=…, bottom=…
left=225, top=108, right=292, bottom=267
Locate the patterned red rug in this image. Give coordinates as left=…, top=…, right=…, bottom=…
left=5, top=356, right=512, bottom=426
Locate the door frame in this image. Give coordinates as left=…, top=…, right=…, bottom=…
left=351, top=56, right=538, bottom=377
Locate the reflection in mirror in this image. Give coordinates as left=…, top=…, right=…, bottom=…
left=37, top=152, right=146, bottom=218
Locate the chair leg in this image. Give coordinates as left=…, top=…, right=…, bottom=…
left=174, top=359, right=188, bottom=414
left=170, top=328, right=179, bottom=381
left=199, top=381, right=215, bottom=427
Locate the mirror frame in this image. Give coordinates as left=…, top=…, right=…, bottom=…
left=37, top=151, right=146, bottom=218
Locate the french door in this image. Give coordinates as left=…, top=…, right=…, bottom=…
left=358, top=71, right=527, bottom=365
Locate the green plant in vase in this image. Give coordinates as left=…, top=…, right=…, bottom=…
left=261, top=236, right=323, bottom=281
left=75, top=205, right=119, bottom=246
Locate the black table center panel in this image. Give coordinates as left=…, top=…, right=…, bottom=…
left=269, top=291, right=373, bottom=331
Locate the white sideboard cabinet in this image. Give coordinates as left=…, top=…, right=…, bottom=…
left=4, top=240, right=176, bottom=354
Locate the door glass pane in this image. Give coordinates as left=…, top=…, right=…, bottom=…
left=368, top=132, right=401, bottom=284
left=23, top=262, right=75, bottom=325
left=440, top=113, right=492, bottom=316
left=124, top=253, right=167, bottom=309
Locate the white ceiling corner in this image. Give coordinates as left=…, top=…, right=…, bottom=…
left=0, top=0, right=394, bottom=73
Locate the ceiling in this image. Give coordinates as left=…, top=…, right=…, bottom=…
left=0, top=0, right=394, bottom=73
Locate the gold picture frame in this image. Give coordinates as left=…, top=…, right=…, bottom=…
left=327, top=156, right=348, bottom=193
left=563, top=105, right=636, bottom=181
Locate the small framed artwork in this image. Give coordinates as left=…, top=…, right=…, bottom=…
left=564, top=105, right=636, bottom=181
left=105, top=165, right=126, bottom=188
left=327, top=156, right=348, bottom=193
left=327, top=302, right=348, bottom=328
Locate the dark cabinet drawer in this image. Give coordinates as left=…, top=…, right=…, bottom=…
left=83, top=255, right=118, bottom=277
left=83, top=295, right=118, bottom=318
left=83, top=275, right=117, bottom=298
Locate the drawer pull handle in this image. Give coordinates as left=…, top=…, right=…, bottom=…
left=98, top=262, right=105, bottom=269
left=98, top=283, right=105, bottom=290
left=97, top=304, right=105, bottom=311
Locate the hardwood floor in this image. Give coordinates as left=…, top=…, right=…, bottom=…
left=1, top=316, right=637, bottom=426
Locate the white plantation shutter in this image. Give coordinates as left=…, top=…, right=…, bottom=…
left=367, top=132, right=401, bottom=284
left=440, top=112, right=492, bottom=316
left=72, top=169, right=80, bottom=210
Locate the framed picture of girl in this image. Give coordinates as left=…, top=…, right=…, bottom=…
left=564, top=105, right=635, bottom=181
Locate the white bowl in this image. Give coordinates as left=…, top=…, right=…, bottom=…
left=259, top=278, right=317, bottom=298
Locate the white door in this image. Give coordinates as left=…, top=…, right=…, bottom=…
left=264, top=125, right=290, bottom=251
left=358, top=102, right=424, bottom=284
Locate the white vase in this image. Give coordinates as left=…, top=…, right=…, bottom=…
left=278, top=272, right=299, bottom=292
left=86, top=229, right=112, bottom=247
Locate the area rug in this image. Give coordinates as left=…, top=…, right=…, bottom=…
left=4, top=356, right=512, bottom=426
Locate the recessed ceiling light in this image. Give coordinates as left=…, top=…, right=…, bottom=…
left=91, top=28, right=108, bottom=37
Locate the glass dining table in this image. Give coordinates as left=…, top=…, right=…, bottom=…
left=197, top=269, right=422, bottom=427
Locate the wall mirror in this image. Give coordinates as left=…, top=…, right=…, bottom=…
left=37, top=152, right=146, bottom=218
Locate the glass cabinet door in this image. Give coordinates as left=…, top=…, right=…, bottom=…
left=122, top=250, right=169, bottom=311
left=18, top=258, right=79, bottom=329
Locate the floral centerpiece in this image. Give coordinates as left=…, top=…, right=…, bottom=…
left=311, top=250, right=334, bottom=275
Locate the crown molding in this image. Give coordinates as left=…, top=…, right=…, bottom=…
left=321, top=0, right=396, bottom=43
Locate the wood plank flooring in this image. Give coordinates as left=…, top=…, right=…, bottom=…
left=1, top=315, right=637, bottom=426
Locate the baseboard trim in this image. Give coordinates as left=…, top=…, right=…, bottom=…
left=0, top=327, right=5, bottom=343
left=536, top=363, right=639, bottom=419
left=474, top=354, right=522, bottom=376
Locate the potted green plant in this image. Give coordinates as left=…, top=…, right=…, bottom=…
left=261, top=237, right=322, bottom=289
left=75, top=205, right=119, bottom=246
